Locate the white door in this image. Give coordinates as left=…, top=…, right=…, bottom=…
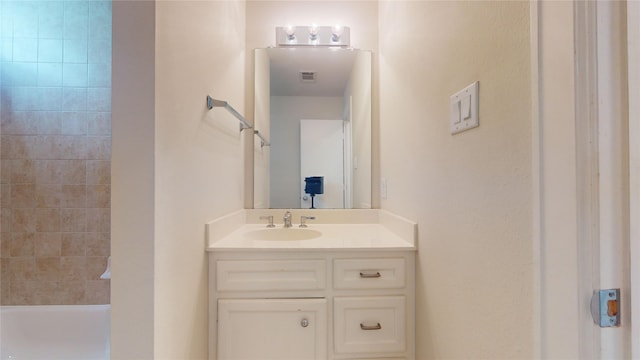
left=300, top=119, right=344, bottom=209
left=217, top=298, right=327, bottom=360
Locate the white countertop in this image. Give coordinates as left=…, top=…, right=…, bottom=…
left=206, top=209, right=417, bottom=252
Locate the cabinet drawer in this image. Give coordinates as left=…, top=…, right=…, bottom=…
left=333, top=258, right=405, bottom=289
left=216, top=260, right=326, bottom=291
left=334, top=296, right=406, bottom=354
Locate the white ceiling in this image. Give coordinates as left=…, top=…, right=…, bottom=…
left=267, top=47, right=357, bottom=97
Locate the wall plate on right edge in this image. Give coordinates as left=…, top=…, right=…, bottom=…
left=449, top=81, right=479, bottom=135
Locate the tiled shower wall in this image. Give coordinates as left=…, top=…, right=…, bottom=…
left=0, top=0, right=111, bottom=305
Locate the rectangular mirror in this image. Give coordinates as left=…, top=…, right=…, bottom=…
left=253, top=47, right=372, bottom=209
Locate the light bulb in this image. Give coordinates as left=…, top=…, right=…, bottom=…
left=285, top=25, right=296, bottom=40
left=309, top=24, right=319, bottom=41
left=331, top=25, right=343, bottom=42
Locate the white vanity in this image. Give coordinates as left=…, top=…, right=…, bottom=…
left=206, top=209, right=417, bottom=360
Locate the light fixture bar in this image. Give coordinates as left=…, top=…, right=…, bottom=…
left=276, top=26, right=350, bottom=47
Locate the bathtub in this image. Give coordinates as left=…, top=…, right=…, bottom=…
left=0, top=305, right=110, bottom=360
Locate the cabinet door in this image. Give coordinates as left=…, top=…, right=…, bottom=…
left=218, top=298, right=327, bottom=360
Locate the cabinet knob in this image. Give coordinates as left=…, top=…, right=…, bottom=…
left=300, top=319, right=309, bottom=328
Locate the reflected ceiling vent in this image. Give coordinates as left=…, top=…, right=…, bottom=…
left=300, top=71, right=316, bottom=82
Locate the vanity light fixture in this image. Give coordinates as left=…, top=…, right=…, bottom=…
left=276, top=26, right=350, bottom=47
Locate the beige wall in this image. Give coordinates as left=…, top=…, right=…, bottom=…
left=378, top=1, right=533, bottom=358
left=111, top=0, right=155, bottom=358
left=112, top=0, right=246, bottom=358
left=154, top=0, right=246, bottom=358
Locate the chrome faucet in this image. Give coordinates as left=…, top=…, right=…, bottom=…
left=283, top=211, right=292, bottom=228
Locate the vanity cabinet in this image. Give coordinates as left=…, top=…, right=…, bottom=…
left=209, top=251, right=415, bottom=360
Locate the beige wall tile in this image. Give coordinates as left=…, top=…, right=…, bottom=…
left=59, top=280, right=86, bottom=304
left=36, top=208, right=60, bottom=232
left=35, top=112, right=63, bottom=135
left=9, top=258, right=36, bottom=281
left=35, top=232, right=62, bottom=257
left=61, top=232, right=86, bottom=256
left=86, top=256, right=108, bottom=279
left=87, top=185, right=109, bottom=208
left=1, top=0, right=111, bottom=306
left=12, top=209, right=37, bottom=233
left=86, top=232, right=109, bottom=256
left=86, top=136, right=110, bottom=159
left=1, top=184, right=11, bottom=208
left=1, top=233, right=11, bottom=258
left=59, top=136, right=87, bottom=159
left=35, top=257, right=60, bottom=281
left=11, top=184, right=36, bottom=208
left=60, top=185, right=86, bottom=208
left=36, top=184, right=62, bottom=208
left=61, top=160, right=86, bottom=184
left=10, top=281, right=37, bottom=305
left=35, top=160, right=63, bottom=184
left=60, top=112, right=88, bottom=135
left=87, top=112, right=111, bottom=135
left=1, top=210, right=12, bottom=233
left=1, top=160, right=11, bottom=184
left=85, top=279, right=109, bottom=304
left=60, top=208, right=86, bottom=232
left=86, top=208, right=109, bottom=232
left=10, top=232, right=35, bottom=257
left=86, top=160, right=110, bottom=184
left=11, top=159, right=35, bottom=183
left=60, top=256, right=86, bottom=281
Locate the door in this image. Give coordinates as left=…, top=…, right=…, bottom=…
left=217, top=298, right=327, bottom=360
left=300, top=119, right=344, bottom=209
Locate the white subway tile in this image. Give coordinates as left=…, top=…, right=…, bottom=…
left=38, top=39, right=63, bottom=62
left=88, top=63, right=110, bottom=87
left=86, top=88, right=110, bottom=112
left=13, top=38, right=38, bottom=62
left=63, top=39, right=88, bottom=63
left=62, top=88, right=87, bottom=111
left=38, top=63, right=63, bottom=87
left=62, top=63, right=87, bottom=87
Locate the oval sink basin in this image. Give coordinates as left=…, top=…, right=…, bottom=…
left=244, top=228, right=322, bottom=241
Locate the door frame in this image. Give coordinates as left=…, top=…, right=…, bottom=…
left=532, top=1, right=631, bottom=358
left=628, top=1, right=640, bottom=358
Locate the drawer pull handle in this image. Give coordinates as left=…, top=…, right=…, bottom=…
left=359, top=271, right=381, bottom=278
left=300, top=319, right=309, bottom=328
left=360, top=322, right=382, bottom=331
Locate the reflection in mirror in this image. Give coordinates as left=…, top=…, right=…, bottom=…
left=253, top=47, right=372, bottom=209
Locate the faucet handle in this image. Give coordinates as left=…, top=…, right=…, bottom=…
left=259, top=215, right=275, bottom=228
left=299, top=216, right=316, bottom=228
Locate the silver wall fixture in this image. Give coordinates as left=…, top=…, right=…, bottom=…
left=276, top=25, right=350, bottom=47
left=206, top=95, right=271, bottom=147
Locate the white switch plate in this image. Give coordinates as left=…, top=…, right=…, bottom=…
left=450, top=81, right=479, bottom=135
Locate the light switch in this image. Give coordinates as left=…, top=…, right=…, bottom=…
left=449, top=81, right=479, bottom=135
left=461, top=94, right=471, bottom=120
